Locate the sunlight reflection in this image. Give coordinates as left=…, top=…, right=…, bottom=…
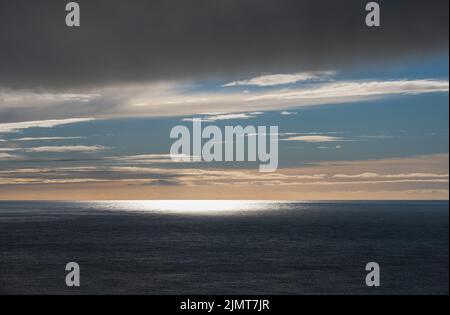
left=83, top=200, right=296, bottom=215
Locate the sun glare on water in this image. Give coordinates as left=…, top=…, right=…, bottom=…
left=83, top=200, right=293, bottom=215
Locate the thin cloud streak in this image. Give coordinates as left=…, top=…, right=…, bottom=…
left=333, top=172, right=449, bottom=179
left=0, top=118, right=96, bottom=133
left=280, top=111, right=298, bottom=116
left=182, top=112, right=264, bottom=122
left=222, top=71, right=336, bottom=87
left=122, top=79, right=450, bottom=117
left=25, top=145, right=108, bottom=153
left=283, top=135, right=343, bottom=143
left=0, top=152, right=20, bottom=160
left=12, top=137, right=86, bottom=142
left=0, top=89, right=99, bottom=107
left=244, top=80, right=449, bottom=101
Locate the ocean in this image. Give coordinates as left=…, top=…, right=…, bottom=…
left=0, top=201, right=448, bottom=295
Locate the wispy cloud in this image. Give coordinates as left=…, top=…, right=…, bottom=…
left=25, top=145, right=108, bottom=153
left=333, top=172, right=449, bottom=179
left=0, top=89, right=99, bottom=107
left=12, top=136, right=86, bottom=142
left=283, top=135, right=343, bottom=143
left=0, top=118, right=95, bottom=134
left=317, top=145, right=343, bottom=150
left=0, top=178, right=110, bottom=185
left=280, top=111, right=298, bottom=115
left=113, top=153, right=199, bottom=163
left=222, top=71, right=336, bottom=87
left=182, top=112, right=264, bottom=122
left=245, top=79, right=449, bottom=102
left=128, top=79, right=449, bottom=118
left=0, top=148, right=23, bottom=160
left=0, top=152, right=20, bottom=160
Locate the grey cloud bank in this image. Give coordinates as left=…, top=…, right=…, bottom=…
left=0, top=0, right=448, bottom=89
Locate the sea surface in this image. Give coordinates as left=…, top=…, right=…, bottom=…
left=0, top=201, right=448, bottom=295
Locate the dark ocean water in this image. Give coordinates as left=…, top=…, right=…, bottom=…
left=0, top=201, right=448, bottom=295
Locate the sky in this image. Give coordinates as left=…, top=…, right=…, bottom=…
left=0, top=0, right=448, bottom=200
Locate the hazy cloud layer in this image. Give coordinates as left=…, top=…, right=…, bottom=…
left=0, top=154, right=447, bottom=200
left=0, top=0, right=448, bottom=89
left=0, top=79, right=447, bottom=122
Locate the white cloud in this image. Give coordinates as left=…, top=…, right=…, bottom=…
left=0, top=148, right=22, bottom=159
left=384, top=173, right=449, bottom=178
left=0, top=168, right=52, bottom=174
left=333, top=172, right=380, bottom=178
left=222, top=71, right=336, bottom=87
left=283, top=135, right=342, bottom=142
left=0, top=118, right=95, bottom=134
left=182, top=112, right=263, bottom=122
left=202, top=113, right=255, bottom=121
left=0, top=89, right=99, bottom=108
left=0, top=152, right=21, bottom=160
left=245, top=79, right=449, bottom=102
left=0, top=178, right=109, bottom=185
left=124, top=79, right=449, bottom=118
left=12, top=136, right=86, bottom=141
left=25, top=145, right=107, bottom=153
left=280, top=111, right=298, bottom=115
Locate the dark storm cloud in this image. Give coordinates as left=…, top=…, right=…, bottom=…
left=0, top=0, right=448, bottom=89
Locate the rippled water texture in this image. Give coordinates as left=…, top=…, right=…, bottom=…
left=0, top=201, right=448, bottom=294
